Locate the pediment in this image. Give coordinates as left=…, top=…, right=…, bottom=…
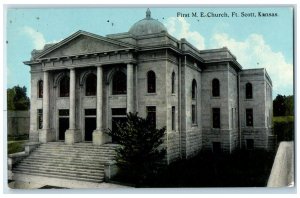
left=36, top=31, right=135, bottom=59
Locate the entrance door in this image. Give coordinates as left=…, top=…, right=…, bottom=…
left=85, top=109, right=96, bottom=141
left=85, top=117, right=96, bottom=141
left=58, top=109, right=69, bottom=141
left=59, top=118, right=69, bottom=141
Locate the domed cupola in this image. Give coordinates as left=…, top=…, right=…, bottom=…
left=129, top=8, right=167, bottom=36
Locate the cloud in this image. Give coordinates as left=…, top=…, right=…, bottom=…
left=22, top=26, right=61, bottom=50
left=164, top=17, right=205, bottom=50
left=210, top=33, right=293, bottom=95
left=23, top=26, right=46, bottom=50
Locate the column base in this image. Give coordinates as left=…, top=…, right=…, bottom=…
left=65, top=129, right=81, bottom=145
left=39, top=129, right=55, bottom=143
left=93, top=130, right=111, bottom=146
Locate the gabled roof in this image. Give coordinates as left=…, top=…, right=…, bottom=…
left=33, top=30, right=137, bottom=59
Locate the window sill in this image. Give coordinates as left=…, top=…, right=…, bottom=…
left=171, top=93, right=176, bottom=96
left=57, top=97, right=70, bottom=99
left=192, top=124, right=198, bottom=127
left=84, top=95, right=96, bottom=98
left=245, top=98, right=254, bottom=101
left=211, top=96, right=221, bottom=99
left=145, top=93, right=157, bottom=96
left=109, top=95, right=126, bottom=98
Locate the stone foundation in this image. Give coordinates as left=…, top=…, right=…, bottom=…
left=65, top=129, right=81, bottom=144
left=93, top=130, right=111, bottom=145
left=39, top=129, right=55, bottom=143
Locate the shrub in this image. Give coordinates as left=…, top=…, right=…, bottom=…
left=273, top=116, right=294, bottom=142
left=105, top=112, right=166, bottom=185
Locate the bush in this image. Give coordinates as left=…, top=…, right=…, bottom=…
left=105, top=112, right=166, bottom=185
left=273, top=116, right=294, bottom=142
left=8, top=141, right=26, bottom=154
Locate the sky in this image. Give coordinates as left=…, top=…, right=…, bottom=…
left=5, top=7, right=294, bottom=98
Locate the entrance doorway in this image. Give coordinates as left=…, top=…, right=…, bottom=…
left=85, top=109, right=96, bottom=141
left=111, top=108, right=127, bottom=143
left=58, top=109, right=69, bottom=141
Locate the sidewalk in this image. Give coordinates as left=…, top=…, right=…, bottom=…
left=7, top=173, right=132, bottom=189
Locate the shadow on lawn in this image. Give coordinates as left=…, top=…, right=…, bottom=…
left=113, top=149, right=276, bottom=187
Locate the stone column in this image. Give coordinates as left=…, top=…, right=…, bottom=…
left=39, top=71, right=54, bottom=143
left=65, top=68, right=81, bottom=144
left=69, top=68, right=76, bottom=129
left=93, top=65, right=110, bottom=145
left=127, top=63, right=134, bottom=113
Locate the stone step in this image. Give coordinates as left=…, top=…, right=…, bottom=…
left=33, top=150, right=116, bottom=156
left=18, top=161, right=105, bottom=170
left=13, top=170, right=103, bottom=183
left=23, top=155, right=113, bottom=162
left=35, top=148, right=116, bottom=155
left=39, top=143, right=119, bottom=149
left=27, top=154, right=114, bottom=163
left=15, top=164, right=104, bottom=175
left=12, top=142, right=118, bottom=184
left=14, top=166, right=104, bottom=179
left=19, top=159, right=109, bottom=168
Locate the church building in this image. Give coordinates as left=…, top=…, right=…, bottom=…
left=24, top=9, right=274, bottom=163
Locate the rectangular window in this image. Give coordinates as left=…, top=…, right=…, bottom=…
left=246, top=108, right=253, bottom=127
left=172, top=106, right=175, bottom=130
left=212, top=108, right=220, bottom=128
left=147, top=106, right=156, bottom=128
left=59, top=109, right=69, bottom=116
left=112, top=108, right=127, bottom=116
left=85, top=109, right=96, bottom=116
left=38, top=109, right=43, bottom=129
left=192, top=105, right=197, bottom=125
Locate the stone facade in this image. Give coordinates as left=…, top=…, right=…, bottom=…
left=24, top=9, right=274, bottom=163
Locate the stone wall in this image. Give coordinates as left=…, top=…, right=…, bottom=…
left=180, top=56, right=202, bottom=158
left=240, top=68, right=271, bottom=149
left=7, top=111, right=30, bottom=136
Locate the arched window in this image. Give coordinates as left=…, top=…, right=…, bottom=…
left=171, top=72, right=175, bottom=94
left=85, top=73, right=97, bottom=96
left=246, top=82, right=253, bottom=99
left=147, top=70, right=156, bottom=93
left=38, top=80, right=43, bottom=98
left=192, top=79, right=197, bottom=99
left=212, top=78, right=220, bottom=97
left=59, top=76, right=70, bottom=97
left=112, top=71, right=127, bottom=95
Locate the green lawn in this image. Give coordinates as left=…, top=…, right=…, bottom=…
left=273, top=116, right=294, bottom=123
left=8, top=140, right=27, bottom=154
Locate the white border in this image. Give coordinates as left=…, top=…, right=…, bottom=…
left=1, top=0, right=299, bottom=197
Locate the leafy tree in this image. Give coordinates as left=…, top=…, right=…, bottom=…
left=273, top=94, right=294, bottom=116
left=7, top=85, right=30, bottom=110
left=285, top=95, right=294, bottom=116
left=106, top=112, right=166, bottom=185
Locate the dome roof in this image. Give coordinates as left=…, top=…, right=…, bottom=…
left=129, top=9, right=167, bottom=36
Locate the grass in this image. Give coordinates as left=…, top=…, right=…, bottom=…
left=112, top=149, right=276, bottom=187
left=8, top=140, right=26, bottom=154
left=7, top=134, right=29, bottom=154
left=273, top=116, right=294, bottom=123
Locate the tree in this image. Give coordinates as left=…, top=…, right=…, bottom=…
left=285, top=95, right=294, bottom=116
left=7, top=85, right=30, bottom=110
left=106, top=112, right=166, bottom=185
left=273, top=94, right=294, bottom=116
